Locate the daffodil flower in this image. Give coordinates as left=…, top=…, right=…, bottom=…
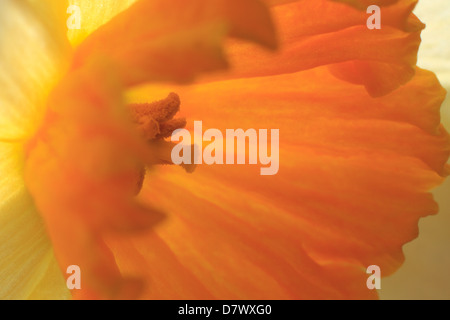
left=0, top=0, right=448, bottom=299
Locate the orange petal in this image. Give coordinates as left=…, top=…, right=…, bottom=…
left=203, top=0, right=423, bottom=97
left=328, top=0, right=425, bottom=96
left=71, top=0, right=277, bottom=86
left=119, top=65, right=449, bottom=298
left=332, top=0, right=399, bottom=10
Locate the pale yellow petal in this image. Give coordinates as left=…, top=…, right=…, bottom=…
left=415, top=2, right=450, bottom=89
left=0, top=0, right=70, bottom=141
left=0, top=142, right=69, bottom=299
left=27, top=255, right=72, bottom=300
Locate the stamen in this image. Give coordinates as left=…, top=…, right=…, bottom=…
left=128, top=93, right=196, bottom=194
left=129, top=93, right=185, bottom=141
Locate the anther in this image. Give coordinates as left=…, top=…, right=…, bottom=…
left=129, top=93, right=185, bottom=141
left=128, top=93, right=195, bottom=194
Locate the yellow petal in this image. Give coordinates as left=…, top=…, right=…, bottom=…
left=68, top=0, right=137, bottom=47
left=0, top=0, right=70, bottom=141
left=0, top=142, right=69, bottom=299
